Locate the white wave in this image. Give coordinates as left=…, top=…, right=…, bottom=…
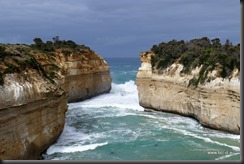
left=202, top=132, right=240, bottom=141
left=174, top=129, right=240, bottom=152
left=121, top=106, right=240, bottom=146
left=45, top=79, right=240, bottom=160
left=135, top=113, right=201, bottom=132
left=137, top=113, right=159, bottom=119
left=46, top=142, right=108, bottom=155
left=68, top=81, right=144, bottom=112
left=147, top=122, right=240, bottom=152
left=215, top=153, right=240, bottom=160
left=138, top=112, right=240, bottom=143
left=91, top=112, right=140, bottom=119
left=50, top=156, right=70, bottom=160
left=53, top=125, right=89, bottom=145
left=110, top=80, right=139, bottom=94
left=47, top=123, right=107, bottom=149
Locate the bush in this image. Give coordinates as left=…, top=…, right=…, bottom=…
left=31, top=37, right=89, bottom=53
left=4, top=62, right=20, bottom=74
left=0, top=73, right=4, bottom=86
left=62, top=50, right=72, bottom=56
left=0, top=45, right=6, bottom=53
left=65, top=40, right=77, bottom=48
left=150, top=37, right=240, bottom=86
left=33, top=38, right=44, bottom=45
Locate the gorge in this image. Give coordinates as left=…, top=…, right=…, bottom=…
left=0, top=37, right=240, bottom=160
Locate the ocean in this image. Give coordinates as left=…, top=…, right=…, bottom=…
left=42, top=58, right=240, bottom=161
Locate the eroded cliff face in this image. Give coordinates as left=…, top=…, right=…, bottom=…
left=0, top=44, right=112, bottom=159
left=0, top=71, right=67, bottom=159
left=53, top=49, right=112, bottom=102
left=136, top=52, right=240, bottom=134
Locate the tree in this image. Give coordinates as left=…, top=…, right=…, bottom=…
left=151, top=45, right=158, bottom=54
left=33, top=38, right=44, bottom=45
left=66, top=40, right=77, bottom=48
left=211, top=38, right=221, bottom=46
left=0, top=45, right=6, bottom=53
left=224, top=39, right=232, bottom=46
left=53, top=36, right=60, bottom=43
left=46, top=41, right=53, bottom=45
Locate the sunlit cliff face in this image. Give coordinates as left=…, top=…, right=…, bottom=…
left=136, top=52, right=240, bottom=134
left=0, top=43, right=112, bottom=159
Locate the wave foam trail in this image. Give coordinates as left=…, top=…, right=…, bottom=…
left=215, top=153, right=240, bottom=160
left=69, top=81, right=144, bottom=111
left=46, top=142, right=108, bottom=155
left=175, top=129, right=240, bottom=152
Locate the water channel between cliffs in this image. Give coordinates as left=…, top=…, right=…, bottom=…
left=43, top=58, right=240, bottom=160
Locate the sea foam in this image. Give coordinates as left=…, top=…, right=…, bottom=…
left=69, top=81, right=144, bottom=112
left=46, top=142, right=108, bottom=155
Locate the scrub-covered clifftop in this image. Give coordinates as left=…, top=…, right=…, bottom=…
left=136, top=37, right=240, bottom=134
left=0, top=38, right=112, bottom=159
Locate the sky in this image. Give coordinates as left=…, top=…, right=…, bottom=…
left=0, top=0, right=240, bottom=58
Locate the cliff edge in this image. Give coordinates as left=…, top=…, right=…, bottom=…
left=136, top=37, right=240, bottom=134
left=0, top=38, right=111, bottom=159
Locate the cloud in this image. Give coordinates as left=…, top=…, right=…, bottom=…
left=0, top=0, right=240, bottom=57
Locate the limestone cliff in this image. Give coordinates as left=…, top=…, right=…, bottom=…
left=0, top=40, right=112, bottom=159
left=136, top=38, right=240, bottom=134
left=0, top=71, right=67, bottom=160
left=54, top=49, right=112, bottom=102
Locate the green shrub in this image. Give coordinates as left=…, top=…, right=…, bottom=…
left=188, top=77, right=199, bottom=87
left=150, top=37, right=240, bottom=87
left=33, top=38, right=44, bottom=45
left=0, top=73, right=4, bottom=86
left=31, top=37, right=90, bottom=53
left=0, top=45, right=6, bottom=53
left=4, top=62, right=20, bottom=74
left=62, top=50, right=72, bottom=56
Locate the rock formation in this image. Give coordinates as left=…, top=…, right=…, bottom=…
left=0, top=71, right=67, bottom=159
left=0, top=40, right=112, bottom=159
left=136, top=38, right=240, bottom=134
left=55, top=49, right=112, bottom=102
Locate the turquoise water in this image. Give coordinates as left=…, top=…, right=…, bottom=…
left=43, top=58, right=240, bottom=161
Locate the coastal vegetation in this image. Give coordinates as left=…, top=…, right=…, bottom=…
left=150, top=37, right=240, bottom=87
left=31, top=36, right=91, bottom=55
left=0, top=37, right=90, bottom=85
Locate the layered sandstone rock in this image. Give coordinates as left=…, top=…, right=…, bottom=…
left=0, top=43, right=112, bottom=159
left=54, top=49, right=112, bottom=102
left=136, top=52, right=240, bottom=134
left=0, top=71, right=67, bottom=159
left=32, top=47, right=112, bottom=102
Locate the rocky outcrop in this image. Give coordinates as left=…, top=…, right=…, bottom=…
left=0, top=71, right=67, bottom=159
left=136, top=52, right=240, bottom=134
left=32, top=47, right=112, bottom=102
left=0, top=43, right=112, bottom=159
left=54, top=49, right=112, bottom=102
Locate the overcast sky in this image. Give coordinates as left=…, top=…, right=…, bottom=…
left=0, top=0, right=240, bottom=58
